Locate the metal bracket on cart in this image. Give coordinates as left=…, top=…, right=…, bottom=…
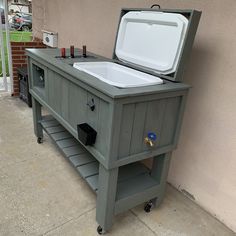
left=97, top=225, right=106, bottom=235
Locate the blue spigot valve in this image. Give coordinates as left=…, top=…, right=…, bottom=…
left=144, top=132, right=157, bottom=147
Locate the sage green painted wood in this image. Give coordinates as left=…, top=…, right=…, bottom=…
left=32, top=97, right=43, bottom=139
left=69, top=153, right=95, bottom=167
left=36, top=66, right=112, bottom=162
left=114, top=185, right=161, bottom=215
left=27, top=7, right=201, bottom=231
left=86, top=92, right=111, bottom=158
left=36, top=78, right=183, bottom=169
left=68, top=81, right=87, bottom=130
left=173, top=94, right=188, bottom=147
left=62, top=145, right=85, bottom=157
left=86, top=175, right=99, bottom=191
left=46, top=125, right=65, bottom=134
left=38, top=115, right=176, bottom=229
left=96, top=164, right=118, bottom=232
left=151, top=152, right=171, bottom=207
left=93, top=99, right=111, bottom=158
left=118, top=104, right=135, bottom=158
left=31, top=60, right=48, bottom=99
left=116, top=173, right=158, bottom=200
left=27, top=49, right=191, bottom=99
left=40, top=119, right=60, bottom=128
left=40, top=114, right=54, bottom=121
left=77, top=162, right=99, bottom=178
left=115, top=145, right=172, bottom=167
left=175, top=10, right=202, bottom=81
left=129, top=102, right=147, bottom=154
left=61, top=76, right=70, bottom=121
left=87, top=93, right=100, bottom=130
left=107, top=102, right=123, bottom=166
left=151, top=154, right=166, bottom=184
left=143, top=98, right=166, bottom=150
left=31, top=89, right=108, bottom=168
left=28, top=53, right=190, bottom=168
left=40, top=116, right=100, bottom=193
left=56, top=138, right=78, bottom=149
left=118, top=162, right=149, bottom=182
left=51, top=131, right=72, bottom=141
left=159, top=97, right=181, bottom=146
left=116, top=89, right=187, bottom=105
left=76, top=162, right=150, bottom=193
left=48, top=70, right=62, bottom=114
left=116, top=96, right=181, bottom=161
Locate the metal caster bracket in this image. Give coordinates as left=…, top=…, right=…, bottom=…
left=37, top=137, right=43, bottom=144
left=144, top=200, right=154, bottom=213
left=97, top=225, right=106, bottom=235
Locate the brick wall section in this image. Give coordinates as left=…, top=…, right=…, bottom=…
left=11, top=41, right=46, bottom=96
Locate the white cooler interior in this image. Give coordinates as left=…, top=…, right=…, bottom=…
left=73, top=62, right=163, bottom=88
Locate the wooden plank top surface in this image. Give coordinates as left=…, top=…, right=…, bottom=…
left=26, top=48, right=190, bottom=99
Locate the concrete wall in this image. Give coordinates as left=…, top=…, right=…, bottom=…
left=32, top=0, right=236, bottom=232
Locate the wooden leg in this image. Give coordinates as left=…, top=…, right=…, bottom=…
left=150, top=152, right=171, bottom=208
left=96, top=164, right=118, bottom=233
left=32, top=97, right=43, bottom=140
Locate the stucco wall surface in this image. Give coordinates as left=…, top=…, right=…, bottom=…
left=32, top=0, right=236, bottom=232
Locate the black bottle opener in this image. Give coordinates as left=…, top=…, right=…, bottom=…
left=87, top=98, right=95, bottom=111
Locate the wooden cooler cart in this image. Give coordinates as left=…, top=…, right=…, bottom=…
left=27, top=7, right=201, bottom=234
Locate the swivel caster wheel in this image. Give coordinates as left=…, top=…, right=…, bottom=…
left=37, top=137, right=43, bottom=144
left=144, top=200, right=153, bottom=213
left=97, top=225, right=106, bottom=235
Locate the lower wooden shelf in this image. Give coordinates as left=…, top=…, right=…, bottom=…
left=39, top=115, right=159, bottom=203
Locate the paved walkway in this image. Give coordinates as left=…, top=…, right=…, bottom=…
left=0, top=94, right=234, bottom=236
left=0, top=77, right=10, bottom=92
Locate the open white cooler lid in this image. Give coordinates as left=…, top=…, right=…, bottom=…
left=115, top=11, right=189, bottom=75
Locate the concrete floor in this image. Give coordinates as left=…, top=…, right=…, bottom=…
left=0, top=93, right=235, bottom=236
left=0, top=77, right=10, bottom=92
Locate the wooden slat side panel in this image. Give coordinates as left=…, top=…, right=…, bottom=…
left=48, top=76, right=112, bottom=160
left=117, top=104, right=135, bottom=159
left=61, top=78, right=70, bottom=121
left=143, top=99, right=166, bottom=151
left=68, top=82, right=87, bottom=130
left=87, top=93, right=100, bottom=130
left=94, top=99, right=111, bottom=158
left=130, top=102, right=147, bottom=155
left=47, top=70, right=62, bottom=114
left=116, top=96, right=182, bottom=161
left=159, top=97, right=181, bottom=146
